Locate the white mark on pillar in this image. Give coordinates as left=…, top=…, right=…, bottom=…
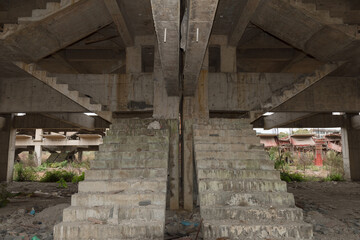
left=196, top=28, right=199, bottom=42
left=164, top=28, right=167, bottom=43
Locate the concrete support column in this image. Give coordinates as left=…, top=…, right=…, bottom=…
left=220, top=45, right=237, bottom=73
left=0, top=114, right=16, bottom=182
left=126, top=46, right=142, bottom=73
left=153, top=44, right=180, bottom=210
left=34, top=129, right=43, bottom=166
left=342, top=115, right=360, bottom=180
left=182, top=53, right=209, bottom=210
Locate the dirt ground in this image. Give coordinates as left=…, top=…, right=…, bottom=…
left=288, top=181, right=360, bottom=240
left=1, top=181, right=360, bottom=240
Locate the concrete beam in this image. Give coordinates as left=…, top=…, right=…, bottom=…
left=263, top=112, right=314, bottom=129
left=251, top=0, right=360, bottom=62
left=228, top=0, right=261, bottom=46
left=183, top=0, right=219, bottom=96
left=150, top=0, right=180, bottom=96
left=0, top=78, right=86, bottom=113
left=42, top=113, right=96, bottom=130
left=104, top=0, right=134, bottom=47
left=274, top=77, right=360, bottom=112
left=260, top=61, right=344, bottom=111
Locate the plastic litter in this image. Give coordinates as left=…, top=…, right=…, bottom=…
left=181, top=220, right=199, bottom=227
left=29, top=207, right=35, bottom=216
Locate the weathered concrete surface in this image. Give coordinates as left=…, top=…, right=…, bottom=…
left=151, top=0, right=180, bottom=96
left=274, top=77, right=360, bottom=112
left=0, top=78, right=86, bottom=113
left=0, top=0, right=113, bottom=62
left=193, top=118, right=313, bottom=239
left=251, top=0, right=360, bottom=62
left=54, top=73, right=154, bottom=112
left=183, top=0, right=219, bottom=96
left=342, top=115, right=360, bottom=181
left=0, top=114, right=16, bottom=182
left=54, top=118, right=170, bottom=239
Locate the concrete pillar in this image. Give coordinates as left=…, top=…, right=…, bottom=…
left=126, top=46, right=142, bottom=73
left=0, top=114, right=16, bottom=182
left=220, top=45, right=237, bottom=73
left=153, top=44, right=180, bottom=210
left=182, top=50, right=209, bottom=210
left=342, top=114, right=360, bottom=180
left=34, top=129, right=43, bottom=166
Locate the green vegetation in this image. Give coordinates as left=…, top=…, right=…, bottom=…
left=278, top=132, right=289, bottom=139
left=13, top=161, right=86, bottom=183
left=57, top=178, right=68, bottom=188
left=72, top=172, right=85, bottom=183
left=40, top=170, right=75, bottom=182
left=293, top=129, right=312, bottom=134
left=13, top=163, right=37, bottom=182
left=267, top=147, right=345, bottom=182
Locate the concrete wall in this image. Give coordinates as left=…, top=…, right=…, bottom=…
left=208, top=72, right=300, bottom=111
left=54, top=74, right=154, bottom=112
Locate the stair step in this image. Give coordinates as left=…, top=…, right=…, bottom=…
left=107, top=129, right=169, bottom=137
left=194, top=135, right=260, bottom=144
left=99, top=143, right=168, bottom=152
left=79, top=179, right=166, bottom=193
left=196, top=159, right=274, bottom=170
left=85, top=168, right=167, bottom=181
left=95, top=151, right=168, bottom=161
left=201, top=206, right=304, bottom=222
left=103, top=135, right=169, bottom=144
left=63, top=205, right=165, bottom=222
left=197, top=169, right=279, bottom=180
left=193, top=123, right=252, bottom=130
left=193, top=129, right=256, bottom=137
left=72, top=193, right=166, bottom=207
left=54, top=221, right=164, bottom=239
left=203, top=220, right=313, bottom=239
left=198, top=179, right=287, bottom=193
left=199, top=192, right=295, bottom=207
left=90, top=158, right=167, bottom=169
left=195, top=151, right=269, bottom=160
left=63, top=206, right=112, bottom=222
left=194, top=142, right=264, bottom=152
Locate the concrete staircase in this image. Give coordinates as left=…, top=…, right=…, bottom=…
left=0, top=0, right=112, bottom=62
left=193, top=118, right=313, bottom=239
left=14, top=61, right=111, bottom=122
left=54, top=118, right=169, bottom=240
left=261, top=61, right=343, bottom=110
left=0, top=0, right=80, bottom=37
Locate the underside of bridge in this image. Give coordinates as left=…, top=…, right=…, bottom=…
left=1, top=0, right=360, bottom=239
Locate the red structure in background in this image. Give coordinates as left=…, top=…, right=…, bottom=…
left=314, top=142, right=323, bottom=166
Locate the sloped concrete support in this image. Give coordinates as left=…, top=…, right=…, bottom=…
left=342, top=115, right=360, bottom=181
left=183, top=0, right=219, bottom=95
left=151, top=0, right=180, bottom=96
left=0, top=114, right=16, bottom=182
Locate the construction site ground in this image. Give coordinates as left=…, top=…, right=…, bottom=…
left=0, top=181, right=359, bottom=240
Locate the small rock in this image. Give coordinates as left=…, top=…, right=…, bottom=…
left=147, top=121, right=161, bottom=130
left=17, top=209, right=26, bottom=215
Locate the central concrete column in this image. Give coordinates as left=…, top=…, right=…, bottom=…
left=182, top=50, right=209, bottom=210
left=0, top=114, right=16, bottom=182
left=342, top=114, right=360, bottom=180
left=153, top=44, right=181, bottom=210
